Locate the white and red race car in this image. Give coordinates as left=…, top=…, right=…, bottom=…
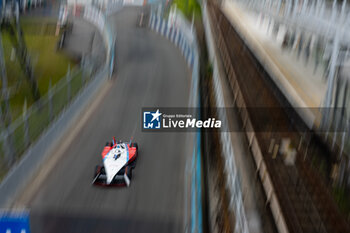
left=93, top=137, right=138, bottom=186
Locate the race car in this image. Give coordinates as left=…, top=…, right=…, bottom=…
left=92, top=137, right=138, bottom=186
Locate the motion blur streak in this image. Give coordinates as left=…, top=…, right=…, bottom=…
left=14, top=7, right=192, bottom=233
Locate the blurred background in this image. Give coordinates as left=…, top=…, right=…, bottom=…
left=0, top=0, right=350, bottom=232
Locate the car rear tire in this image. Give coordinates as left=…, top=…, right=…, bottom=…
left=126, top=166, right=132, bottom=179
left=100, top=166, right=105, bottom=174
left=128, top=159, right=137, bottom=169
left=94, top=165, right=105, bottom=177
left=131, top=142, right=138, bottom=151
left=94, top=165, right=100, bottom=177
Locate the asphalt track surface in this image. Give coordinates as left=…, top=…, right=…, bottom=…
left=14, top=7, right=192, bottom=233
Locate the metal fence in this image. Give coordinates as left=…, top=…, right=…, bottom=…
left=201, top=1, right=250, bottom=233
left=0, top=4, right=115, bottom=179
left=61, top=4, right=116, bottom=76
left=0, top=66, right=94, bottom=174
left=105, top=0, right=124, bottom=15
left=148, top=7, right=199, bottom=107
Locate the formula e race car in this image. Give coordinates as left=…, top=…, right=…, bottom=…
left=92, top=137, right=138, bottom=186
